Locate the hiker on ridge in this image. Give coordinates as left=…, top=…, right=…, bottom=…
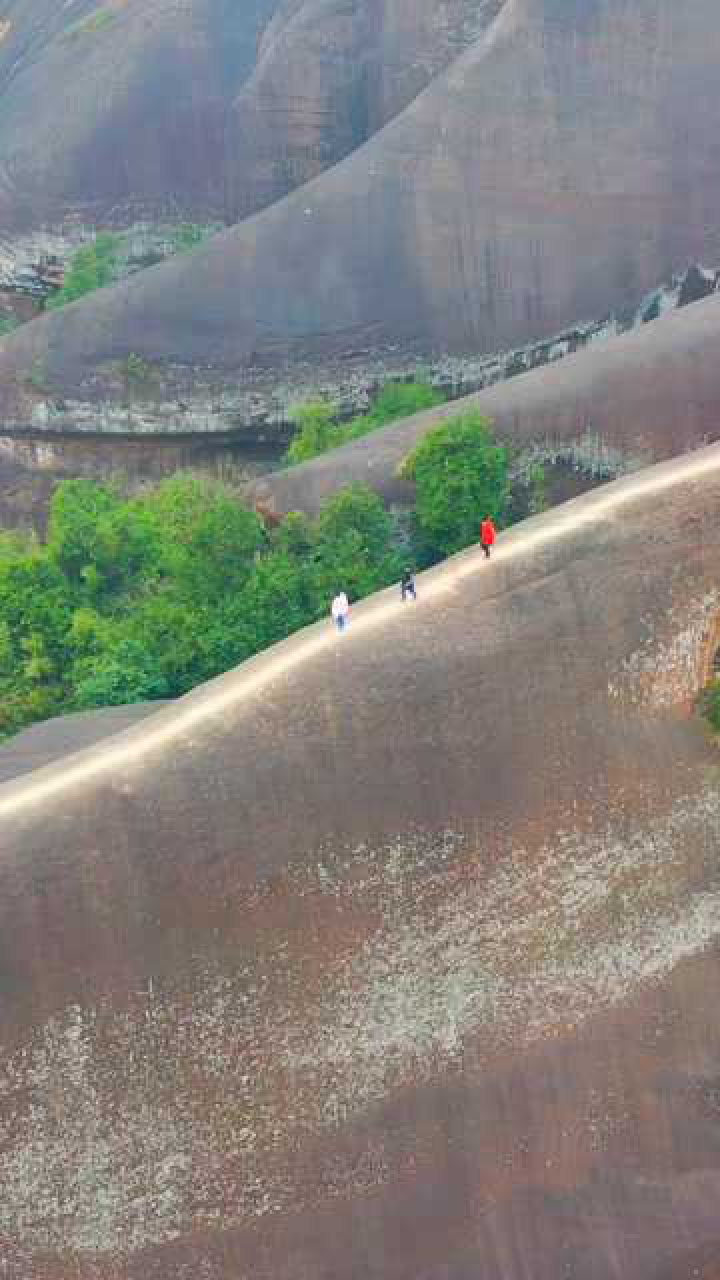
left=481, top=516, right=497, bottom=559
left=401, top=568, right=417, bottom=602
left=331, top=591, right=350, bottom=632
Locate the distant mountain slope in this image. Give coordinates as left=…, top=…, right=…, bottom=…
left=0, top=0, right=496, bottom=230
left=0, top=0, right=268, bottom=226
left=1, top=0, right=719, bottom=415
left=227, top=0, right=505, bottom=220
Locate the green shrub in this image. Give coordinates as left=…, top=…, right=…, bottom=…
left=286, top=380, right=444, bottom=464
left=401, top=412, right=509, bottom=558
left=356, top=381, right=444, bottom=428
left=46, top=233, right=119, bottom=309
left=169, top=224, right=208, bottom=254
left=286, top=401, right=339, bottom=464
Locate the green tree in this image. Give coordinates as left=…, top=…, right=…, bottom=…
left=46, top=479, right=126, bottom=592
left=72, top=596, right=206, bottom=706
left=286, top=381, right=445, bottom=464
left=401, top=413, right=509, bottom=558
left=286, top=401, right=339, bottom=464
left=143, top=473, right=264, bottom=601
left=360, top=380, right=443, bottom=427
left=314, top=486, right=402, bottom=594
left=0, top=476, right=405, bottom=740
left=46, top=233, right=119, bottom=309
left=0, top=544, right=73, bottom=735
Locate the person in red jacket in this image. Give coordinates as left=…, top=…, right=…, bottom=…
left=481, top=516, right=497, bottom=559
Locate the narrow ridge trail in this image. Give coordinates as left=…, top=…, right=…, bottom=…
left=1, top=442, right=719, bottom=1277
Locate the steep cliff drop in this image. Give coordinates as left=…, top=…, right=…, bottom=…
left=1, top=446, right=720, bottom=1278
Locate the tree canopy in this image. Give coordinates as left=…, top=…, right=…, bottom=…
left=0, top=412, right=520, bottom=741
left=401, top=412, right=509, bottom=558
left=0, top=476, right=402, bottom=739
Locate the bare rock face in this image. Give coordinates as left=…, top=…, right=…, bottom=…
left=0, top=0, right=277, bottom=227
left=0, top=0, right=495, bottom=231
left=1, top=447, right=720, bottom=1276
left=226, top=0, right=505, bottom=220
left=678, top=264, right=718, bottom=310
left=247, top=292, right=720, bottom=517
left=2, top=0, right=720, bottom=410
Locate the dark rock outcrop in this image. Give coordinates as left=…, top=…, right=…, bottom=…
left=0, top=0, right=280, bottom=228
left=2, top=0, right=720, bottom=410
left=226, top=0, right=504, bottom=220
left=0, top=0, right=495, bottom=232
left=248, top=292, right=720, bottom=517
left=1, top=445, right=720, bottom=1276
left=678, top=264, right=718, bottom=310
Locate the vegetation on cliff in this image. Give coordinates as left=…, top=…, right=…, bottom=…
left=0, top=413, right=526, bottom=739
left=45, top=224, right=217, bottom=313
left=402, top=414, right=509, bottom=557
left=286, top=381, right=444, bottom=464
left=46, top=234, right=119, bottom=310
left=0, top=477, right=403, bottom=738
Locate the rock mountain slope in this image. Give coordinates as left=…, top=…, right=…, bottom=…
left=0, top=0, right=494, bottom=230
left=1, top=0, right=720, bottom=416
left=1, top=446, right=720, bottom=1277
left=248, top=291, right=720, bottom=516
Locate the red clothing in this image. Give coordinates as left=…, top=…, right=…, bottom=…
left=481, top=519, right=496, bottom=547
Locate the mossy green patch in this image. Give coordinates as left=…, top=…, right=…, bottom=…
left=62, top=8, right=115, bottom=41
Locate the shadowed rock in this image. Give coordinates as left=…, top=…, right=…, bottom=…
left=1, top=446, right=720, bottom=1277
left=2, top=0, right=720, bottom=407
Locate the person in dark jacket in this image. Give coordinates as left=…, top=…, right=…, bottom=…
left=401, top=568, right=417, bottom=601
left=481, top=516, right=497, bottom=559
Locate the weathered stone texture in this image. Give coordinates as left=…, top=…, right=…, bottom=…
left=2, top=0, right=720, bottom=413
left=248, top=292, right=720, bottom=517
left=227, top=0, right=505, bottom=220
left=1, top=447, right=720, bottom=1277
left=0, top=0, right=498, bottom=231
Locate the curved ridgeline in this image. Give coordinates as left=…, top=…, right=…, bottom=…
left=247, top=291, right=720, bottom=517
left=1, top=446, right=719, bottom=1278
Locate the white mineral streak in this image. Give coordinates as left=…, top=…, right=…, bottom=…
left=2, top=790, right=720, bottom=1258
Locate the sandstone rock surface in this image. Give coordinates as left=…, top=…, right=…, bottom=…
left=1, top=446, right=720, bottom=1277
left=248, top=292, right=720, bottom=517
left=2, top=0, right=720, bottom=407
left=0, top=0, right=276, bottom=228
left=0, top=0, right=492, bottom=231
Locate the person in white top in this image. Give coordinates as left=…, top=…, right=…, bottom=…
left=331, top=591, right=350, bottom=632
